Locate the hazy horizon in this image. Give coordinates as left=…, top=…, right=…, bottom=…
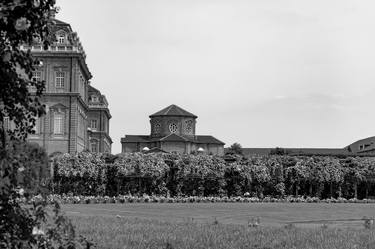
left=57, top=0, right=375, bottom=154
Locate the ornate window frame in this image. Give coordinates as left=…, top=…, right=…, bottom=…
left=50, top=104, right=67, bottom=136
left=56, top=30, right=66, bottom=44
left=185, top=119, right=193, bottom=134
left=90, top=138, right=99, bottom=153
left=169, top=121, right=178, bottom=133
left=55, top=70, right=65, bottom=89
left=153, top=120, right=161, bottom=134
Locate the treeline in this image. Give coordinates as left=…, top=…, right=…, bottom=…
left=51, top=152, right=375, bottom=199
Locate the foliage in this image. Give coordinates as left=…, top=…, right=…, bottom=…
left=53, top=152, right=106, bottom=196
left=0, top=0, right=56, bottom=142
left=0, top=1, right=93, bottom=248
left=51, top=152, right=375, bottom=200
left=226, top=142, right=243, bottom=155
left=8, top=141, right=50, bottom=196
left=114, top=152, right=169, bottom=178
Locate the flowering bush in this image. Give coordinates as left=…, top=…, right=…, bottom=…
left=51, top=152, right=375, bottom=200
left=21, top=194, right=375, bottom=205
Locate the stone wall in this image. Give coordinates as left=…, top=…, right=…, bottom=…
left=150, top=116, right=196, bottom=138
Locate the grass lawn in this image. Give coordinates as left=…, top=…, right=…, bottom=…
left=63, top=202, right=375, bottom=227
left=63, top=203, right=375, bottom=249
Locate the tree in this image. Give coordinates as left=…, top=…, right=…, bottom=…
left=9, top=141, right=50, bottom=195
left=0, top=1, right=91, bottom=247
left=0, top=1, right=55, bottom=144
left=227, top=142, right=243, bottom=155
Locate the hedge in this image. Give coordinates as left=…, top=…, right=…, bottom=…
left=51, top=152, right=375, bottom=199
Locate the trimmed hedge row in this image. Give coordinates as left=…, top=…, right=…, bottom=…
left=51, top=152, right=375, bottom=199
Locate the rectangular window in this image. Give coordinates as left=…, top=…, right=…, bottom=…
left=3, top=117, right=9, bottom=131
left=91, top=120, right=97, bottom=130
left=32, top=71, right=41, bottom=82
left=79, top=74, right=85, bottom=99
left=55, top=72, right=65, bottom=88
left=53, top=113, right=64, bottom=135
left=77, top=114, right=85, bottom=138
left=91, top=142, right=98, bottom=153
left=57, top=34, right=65, bottom=44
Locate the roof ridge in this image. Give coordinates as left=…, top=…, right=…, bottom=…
left=165, top=104, right=175, bottom=115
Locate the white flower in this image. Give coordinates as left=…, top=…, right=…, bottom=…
left=14, top=17, right=30, bottom=31
left=33, top=0, right=40, bottom=7
left=32, top=227, right=45, bottom=235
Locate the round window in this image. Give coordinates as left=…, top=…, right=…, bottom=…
left=169, top=122, right=178, bottom=133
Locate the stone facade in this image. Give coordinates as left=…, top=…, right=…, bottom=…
left=25, top=19, right=112, bottom=155
left=87, top=86, right=112, bottom=153
left=121, top=104, right=225, bottom=155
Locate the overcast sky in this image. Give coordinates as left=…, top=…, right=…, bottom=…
left=58, top=0, right=375, bottom=154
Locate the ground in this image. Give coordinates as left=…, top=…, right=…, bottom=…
left=63, top=202, right=375, bottom=227
left=63, top=203, right=375, bottom=249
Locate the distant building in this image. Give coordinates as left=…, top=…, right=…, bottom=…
left=21, top=18, right=112, bottom=154
left=236, top=136, right=375, bottom=157
left=236, top=148, right=348, bottom=157
left=87, top=86, right=112, bottom=153
left=346, top=136, right=375, bottom=154
left=121, top=104, right=225, bottom=155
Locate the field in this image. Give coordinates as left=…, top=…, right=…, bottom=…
left=63, top=203, right=375, bottom=248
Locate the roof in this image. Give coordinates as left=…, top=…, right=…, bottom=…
left=160, top=133, right=189, bottom=142
left=120, top=135, right=150, bottom=143
left=53, top=19, right=71, bottom=26
left=121, top=134, right=225, bottom=145
left=88, top=85, right=101, bottom=94
left=347, top=136, right=375, bottom=153
left=195, top=135, right=225, bottom=145
left=150, top=104, right=197, bottom=118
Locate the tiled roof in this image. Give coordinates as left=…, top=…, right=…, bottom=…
left=121, top=134, right=225, bottom=145
left=160, top=133, right=189, bottom=142
left=150, top=104, right=197, bottom=118
left=88, top=85, right=101, bottom=94
left=195, top=135, right=225, bottom=145
left=120, top=135, right=149, bottom=143
left=53, top=19, right=70, bottom=26
left=347, top=136, right=375, bottom=153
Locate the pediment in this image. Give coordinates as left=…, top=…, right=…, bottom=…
left=50, top=103, right=68, bottom=112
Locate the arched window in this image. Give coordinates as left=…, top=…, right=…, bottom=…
left=53, top=112, right=64, bottom=135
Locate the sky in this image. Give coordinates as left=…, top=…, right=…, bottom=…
left=57, top=0, right=375, bottom=154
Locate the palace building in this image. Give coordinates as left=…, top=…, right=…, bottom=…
left=22, top=18, right=112, bottom=154
left=121, top=104, right=225, bottom=155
